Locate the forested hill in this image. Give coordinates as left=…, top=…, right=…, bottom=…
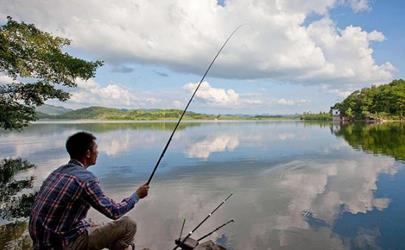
left=37, top=106, right=219, bottom=120
left=331, top=79, right=405, bottom=120
left=36, top=106, right=294, bottom=120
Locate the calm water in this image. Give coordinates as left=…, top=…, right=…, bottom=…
left=1, top=121, right=404, bottom=250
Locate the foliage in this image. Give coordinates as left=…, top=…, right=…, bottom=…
left=0, top=17, right=102, bottom=130
left=331, top=79, right=405, bottom=120
left=0, top=159, right=36, bottom=249
left=300, top=112, right=332, bottom=121
left=0, top=158, right=37, bottom=220
left=0, top=220, right=32, bottom=250
left=42, top=106, right=215, bottom=120
left=37, top=105, right=299, bottom=121
left=333, top=123, right=405, bottom=161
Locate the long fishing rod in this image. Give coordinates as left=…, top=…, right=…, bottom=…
left=179, top=218, right=186, bottom=241
left=146, top=26, right=243, bottom=185
left=173, top=193, right=233, bottom=250
left=197, top=219, right=234, bottom=242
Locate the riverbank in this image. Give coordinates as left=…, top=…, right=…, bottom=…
left=33, top=118, right=299, bottom=124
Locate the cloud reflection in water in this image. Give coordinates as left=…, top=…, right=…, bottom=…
left=0, top=122, right=400, bottom=249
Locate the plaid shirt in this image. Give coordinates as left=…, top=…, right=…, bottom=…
left=29, top=159, right=139, bottom=249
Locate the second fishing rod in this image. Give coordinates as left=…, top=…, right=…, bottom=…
left=173, top=193, right=234, bottom=250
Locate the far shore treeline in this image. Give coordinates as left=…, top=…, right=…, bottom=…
left=331, top=79, right=404, bottom=121
left=37, top=79, right=404, bottom=122
left=302, top=79, right=404, bottom=121
left=36, top=105, right=295, bottom=121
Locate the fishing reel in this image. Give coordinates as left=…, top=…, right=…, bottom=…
left=172, top=194, right=234, bottom=250
left=175, top=237, right=199, bottom=250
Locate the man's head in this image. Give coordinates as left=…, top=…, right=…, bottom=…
left=66, top=131, right=98, bottom=167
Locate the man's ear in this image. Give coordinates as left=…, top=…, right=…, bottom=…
left=85, top=149, right=91, bottom=158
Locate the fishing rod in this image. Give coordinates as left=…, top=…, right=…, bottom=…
left=146, top=26, right=243, bottom=185
left=172, top=193, right=233, bottom=250
left=179, top=218, right=186, bottom=241
left=197, top=219, right=235, bottom=242
left=175, top=219, right=235, bottom=250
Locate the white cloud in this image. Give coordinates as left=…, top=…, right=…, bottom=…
left=183, top=81, right=239, bottom=105
left=276, top=98, right=309, bottom=106
left=0, top=0, right=392, bottom=91
left=367, top=30, right=385, bottom=42
left=70, top=79, right=139, bottom=108
left=344, top=0, right=371, bottom=12
left=320, top=84, right=353, bottom=97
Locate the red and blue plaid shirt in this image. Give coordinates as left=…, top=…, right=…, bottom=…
left=29, top=159, right=139, bottom=249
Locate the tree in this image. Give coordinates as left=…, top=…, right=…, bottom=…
left=0, top=17, right=102, bottom=130
left=0, top=158, right=36, bottom=220
left=0, top=17, right=102, bottom=249
left=345, top=107, right=353, bottom=119
left=331, top=79, right=405, bottom=120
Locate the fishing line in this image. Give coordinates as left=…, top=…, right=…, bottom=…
left=146, top=25, right=244, bottom=185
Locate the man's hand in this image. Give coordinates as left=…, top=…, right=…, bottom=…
left=136, top=183, right=150, bottom=199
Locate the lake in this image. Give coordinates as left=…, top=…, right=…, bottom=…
left=1, top=121, right=404, bottom=250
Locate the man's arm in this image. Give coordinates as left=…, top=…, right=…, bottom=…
left=83, top=180, right=147, bottom=220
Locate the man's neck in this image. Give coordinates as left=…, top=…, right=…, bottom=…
left=70, top=158, right=88, bottom=168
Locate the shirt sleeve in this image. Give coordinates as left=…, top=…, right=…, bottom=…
left=83, top=180, right=139, bottom=220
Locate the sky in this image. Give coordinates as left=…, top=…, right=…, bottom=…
left=0, top=0, right=404, bottom=115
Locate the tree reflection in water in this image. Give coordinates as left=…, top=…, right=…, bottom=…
left=0, top=158, right=36, bottom=249
left=332, top=122, right=405, bottom=161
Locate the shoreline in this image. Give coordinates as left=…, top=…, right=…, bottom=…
left=32, top=119, right=300, bottom=124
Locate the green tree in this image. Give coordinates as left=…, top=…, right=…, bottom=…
left=0, top=17, right=102, bottom=130
left=345, top=107, right=353, bottom=119
left=0, top=158, right=36, bottom=220
left=0, top=17, right=102, bottom=249
left=331, top=79, right=405, bottom=120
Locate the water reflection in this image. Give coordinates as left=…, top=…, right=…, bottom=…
left=332, top=122, right=405, bottom=161
left=95, top=155, right=395, bottom=250
left=0, top=121, right=404, bottom=249
left=185, top=134, right=239, bottom=159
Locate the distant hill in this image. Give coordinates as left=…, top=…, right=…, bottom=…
left=38, top=106, right=219, bottom=120
left=36, top=104, right=72, bottom=116
left=35, top=105, right=296, bottom=121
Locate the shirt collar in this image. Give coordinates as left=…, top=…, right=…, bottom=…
left=69, top=159, right=85, bottom=168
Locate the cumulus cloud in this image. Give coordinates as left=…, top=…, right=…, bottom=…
left=276, top=98, right=309, bottom=106
left=183, top=81, right=239, bottom=105
left=70, top=79, right=139, bottom=108
left=344, top=0, right=371, bottom=12
left=320, top=84, right=353, bottom=97
left=0, top=0, right=393, bottom=91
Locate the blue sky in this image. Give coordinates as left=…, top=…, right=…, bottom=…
left=1, top=0, right=403, bottom=115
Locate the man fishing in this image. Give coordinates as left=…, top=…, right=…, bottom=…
left=29, top=131, right=150, bottom=250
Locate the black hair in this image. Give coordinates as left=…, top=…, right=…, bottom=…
left=66, top=131, right=96, bottom=159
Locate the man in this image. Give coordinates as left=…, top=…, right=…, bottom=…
left=29, top=131, right=150, bottom=250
